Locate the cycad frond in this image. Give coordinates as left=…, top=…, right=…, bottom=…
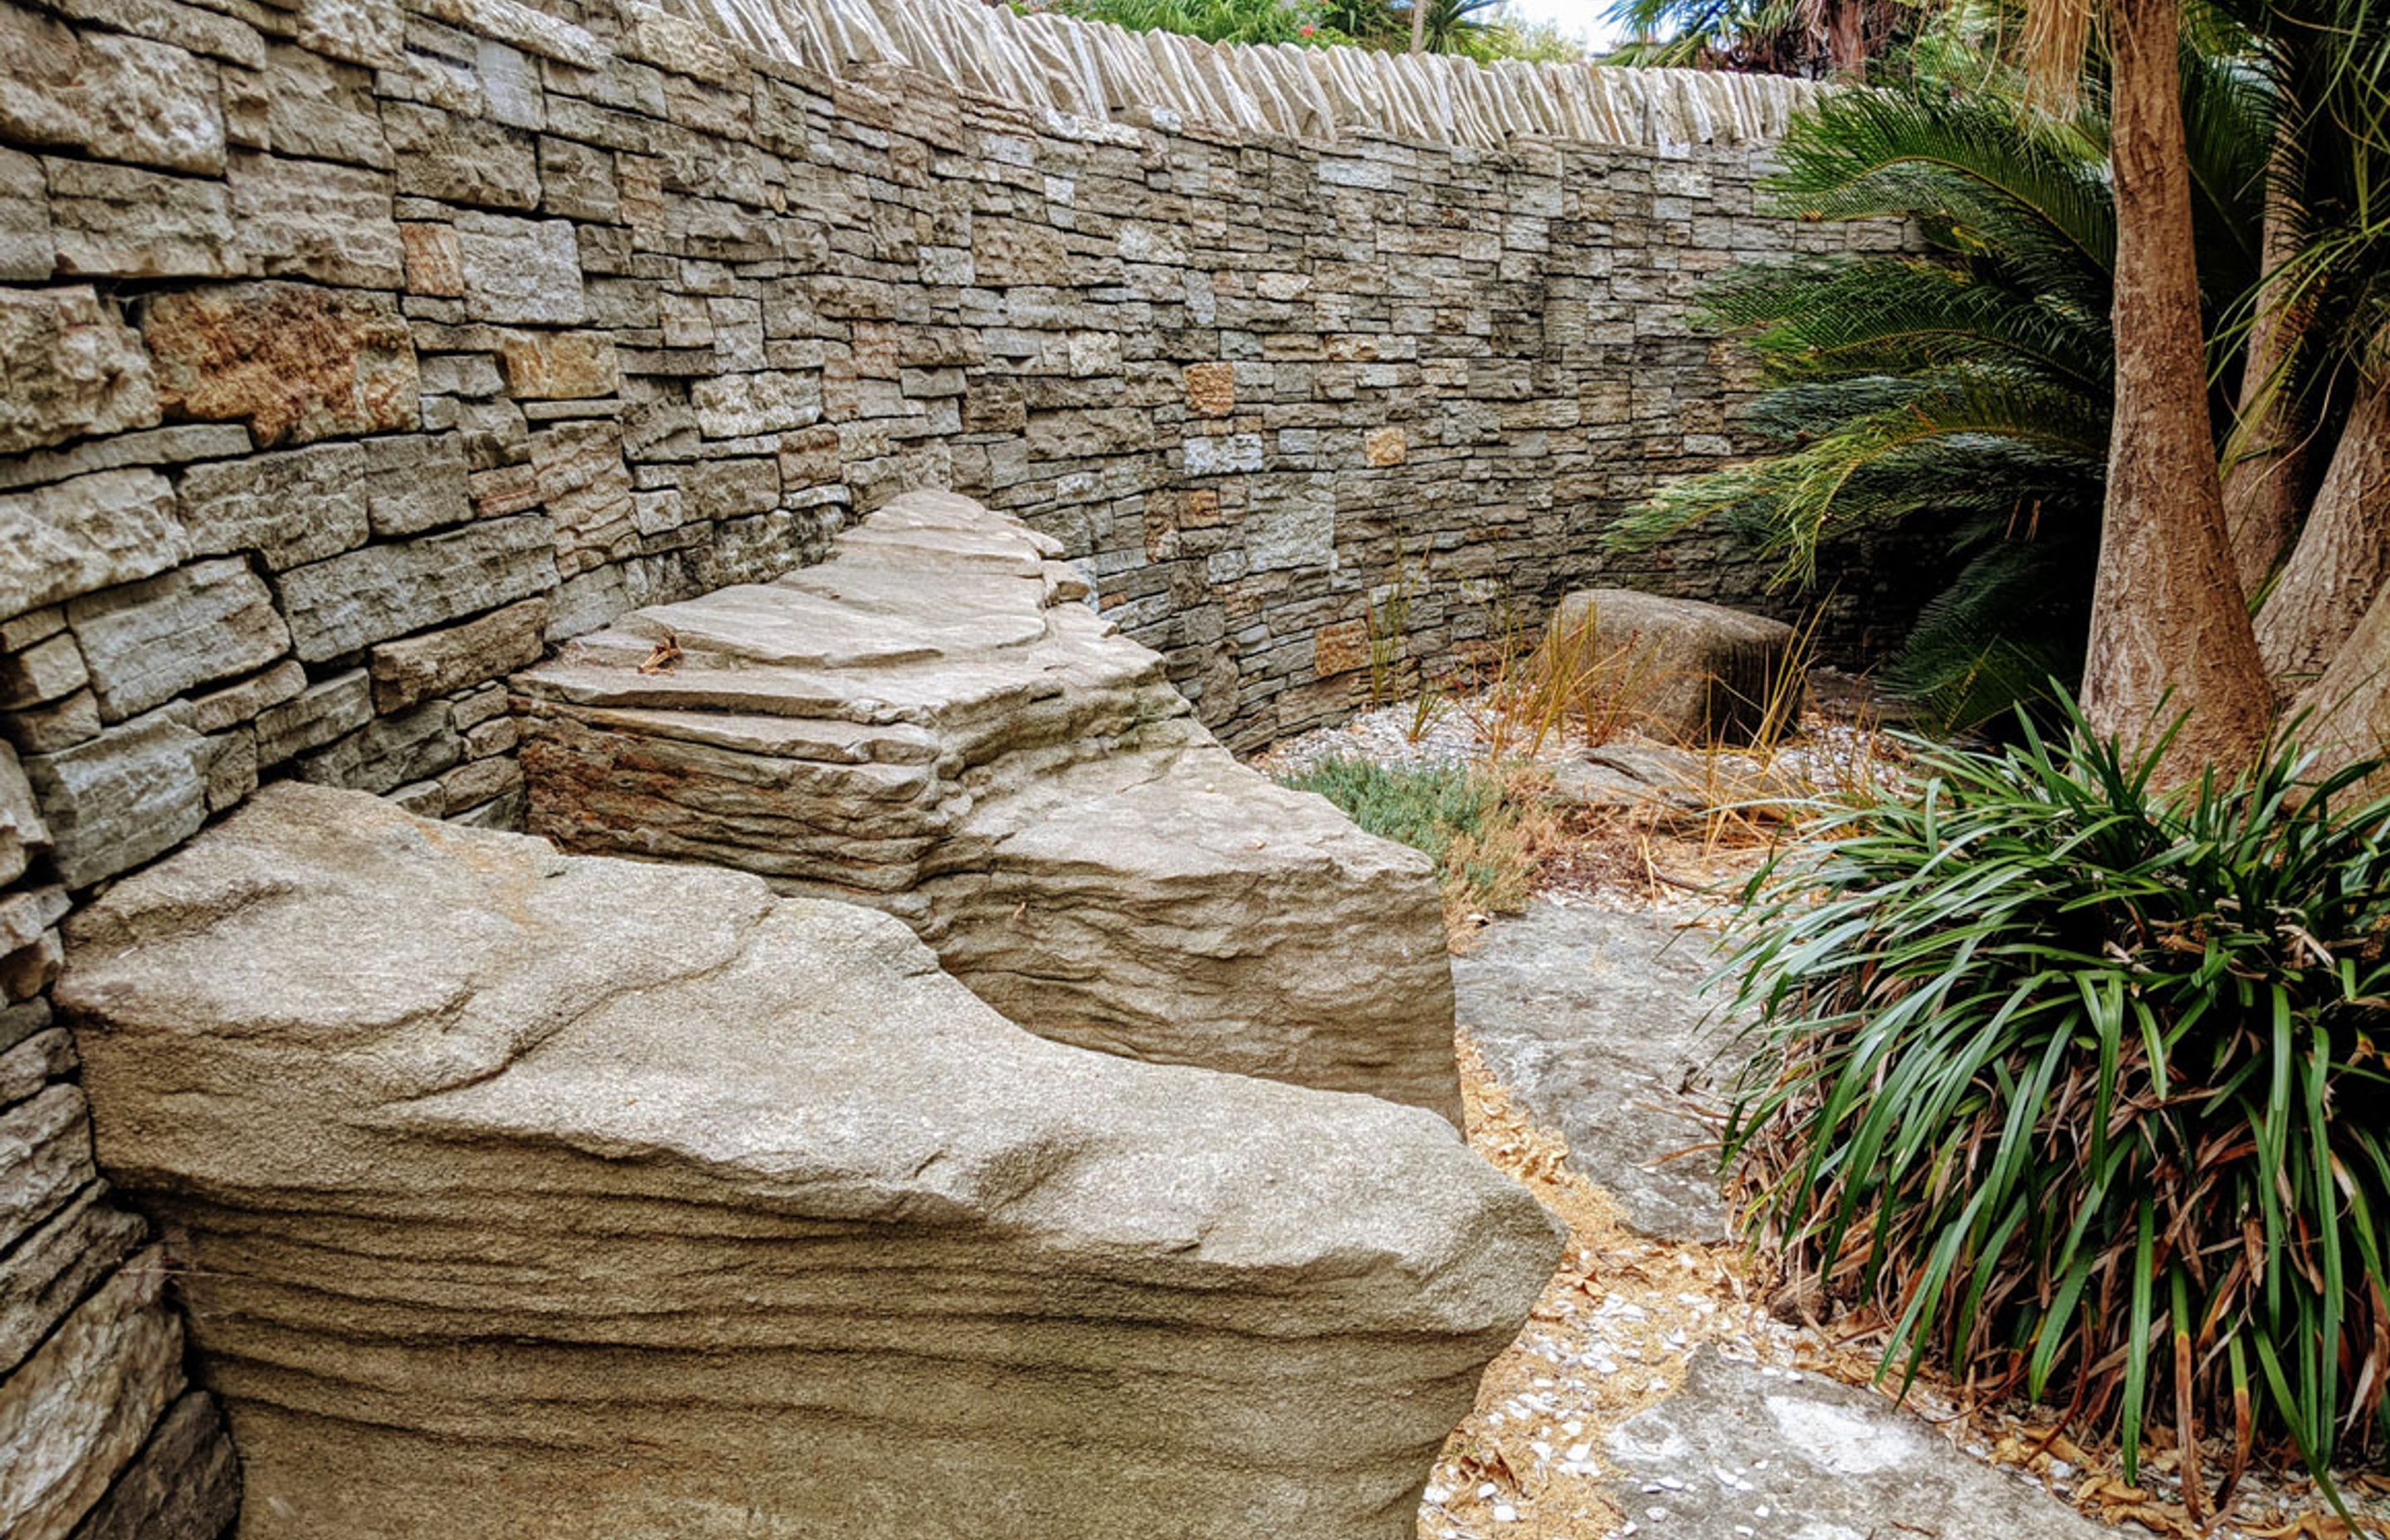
left=1699, top=256, right=2113, bottom=389
left=1763, top=89, right=2117, bottom=311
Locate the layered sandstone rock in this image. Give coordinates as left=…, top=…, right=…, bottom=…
left=58, top=784, right=1560, bottom=1540
left=516, top=490, right=1461, bottom=1120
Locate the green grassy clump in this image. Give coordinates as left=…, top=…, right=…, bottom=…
left=1280, top=756, right=1557, bottom=938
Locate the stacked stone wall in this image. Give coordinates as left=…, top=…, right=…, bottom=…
left=0, top=0, right=1906, bottom=1525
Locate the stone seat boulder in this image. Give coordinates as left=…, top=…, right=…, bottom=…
left=57, top=785, right=1563, bottom=1540
left=514, top=490, right=1461, bottom=1121
left=1534, top=587, right=1804, bottom=747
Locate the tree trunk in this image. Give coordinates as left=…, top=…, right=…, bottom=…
left=2255, top=375, right=2390, bottom=690
left=2221, top=120, right=2314, bottom=593
left=1409, top=0, right=1427, bottom=52
left=1827, top=2, right=1868, bottom=80
left=2295, top=578, right=2390, bottom=800
left=2080, top=0, right=2275, bottom=778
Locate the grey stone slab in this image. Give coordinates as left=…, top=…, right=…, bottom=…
left=1607, top=1349, right=2109, bottom=1540
left=178, top=441, right=373, bottom=571
left=66, top=1390, right=240, bottom=1540
left=1455, top=900, right=1734, bottom=1241
left=0, top=470, right=184, bottom=630
left=18, top=713, right=210, bottom=889
left=0, top=1182, right=144, bottom=1378
left=0, top=289, right=160, bottom=463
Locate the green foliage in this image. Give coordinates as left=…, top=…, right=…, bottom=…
left=1720, top=702, right=2390, bottom=1491
left=1608, top=85, right=2135, bottom=731
left=1042, top=0, right=1329, bottom=45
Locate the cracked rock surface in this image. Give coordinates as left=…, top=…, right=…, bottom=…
left=58, top=783, right=1562, bottom=1540
left=515, top=490, right=1461, bottom=1120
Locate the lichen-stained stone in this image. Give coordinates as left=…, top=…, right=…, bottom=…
left=518, top=491, right=1464, bottom=1121
left=277, top=514, right=558, bottom=662
left=452, top=209, right=583, bottom=324
left=178, top=441, right=373, bottom=570
left=0, top=471, right=186, bottom=625
left=60, top=784, right=1559, bottom=1540
left=63, top=1390, right=240, bottom=1540
left=0, top=288, right=160, bottom=461
left=44, top=158, right=238, bottom=280
left=143, top=282, right=419, bottom=448
left=18, top=713, right=209, bottom=889
left=66, top=558, right=290, bottom=724
left=0, top=1251, right=184, bottom=1540
left=227, top=150, right=405, bottom=290
left=0, top=7, right=225, bottom=174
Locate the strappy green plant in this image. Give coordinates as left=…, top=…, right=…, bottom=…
left=1719, top=698, right=2390, bottom=1507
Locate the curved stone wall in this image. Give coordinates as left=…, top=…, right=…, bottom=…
left=0, top=0, right=1905, bottom=1528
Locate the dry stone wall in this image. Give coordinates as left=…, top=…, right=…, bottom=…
left=0, top=0, right=1905, bottom=1526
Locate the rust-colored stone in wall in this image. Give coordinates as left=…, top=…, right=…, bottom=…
left=1184, top=361, right=1235, bottom=417
left=141, top=282, right=418, bottom=448
left=1314, top=616, right=1372, bottom=678
left=1364, top=426, right=1407, bottom=466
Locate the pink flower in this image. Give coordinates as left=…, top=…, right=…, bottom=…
left=1300, top=22, right=1316, bottom=34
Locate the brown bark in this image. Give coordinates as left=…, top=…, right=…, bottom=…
left=1409, top=0, right=1427, bottom=52
left=2295, top=578, right=2390, bottom=799
left=2080, top=0, right=2275, bottom=778
left=2221, top=122, right=2314, bottom=592
left=2255, top=375, right=2390, bottom=690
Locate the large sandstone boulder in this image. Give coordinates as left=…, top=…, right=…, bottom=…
left=57, top=785, right=1562, bottom=1540
left=1534, top=588, right=1804, bottom=746
left=515, top=490, right=1461, bottom=1120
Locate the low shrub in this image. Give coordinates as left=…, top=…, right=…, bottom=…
left=1719, top=705, right=2390, bottom=1508
left=1280, top=757, right=1560, bottom=941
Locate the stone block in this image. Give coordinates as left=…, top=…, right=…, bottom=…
left=1247, top=475, right=1334, bottom=571
left=496, top=331, right=618, bottom=400
left=262, top=41, right=388, bottom=168
left=0, top=1023, right=74, bottom=1107
left=44, top=158, right=238, bottom=279
left=1, top=1084, right=95, bottom=1253
left=0, top=1253, right=184, bottom=1540
left=170, top=658, right=305, bottom=735
left=0, top=1184, right=144, bottom=1377
left=361, top=433, right=474, bottom=538
left=368, top=597, right=547, bottom=712
left=228, top=149, right=404, bottom=289
left=1, top=926, right=61, bottom=1001
left=0, top=691, right=102, bottom=758
left=254, top=669, right=371, bottom=765
left=529, top=422, right=636, bottom=575
left=19, top=714, right=210, bottom=889
left=178, top=442, right=373, bottom=570
left=63, top=1390, right=239, bottom=1540
left=144, top=282, right=419, bottom=448
left=0, top=886, right=66, bottom=958
left=400, top=222, right=465, bottom=296
left=691, top=370, right=821, bottom=437
left=0, top=633, right=87, bottom=711
left=0, top=287, right=160, bottom=461
left=453, top=209, right=583, bottom=324
left=0, top=147, right=50, bottom=281
left=1180, top=433, right=1264, bottom=475
left=684, top=456, right=778, bottom=521
left=0, top=743, right=47, bottom=888
left=1364, top=426, right=1407, bottom=465
left=278, top=515, right=558, bottom=661
left=385, top=101, right=540, bottom=210
left=1536, top=588, right=1805, bottom=746
left=1183, top=361, right=1235, bottom=417
left=68, top=558, right=290, bottom=723
left=0, top=470, right=185, bottom=625
left=295, top=0, right=403, bottom=67
left=0, top=7, right=225, bottom=174
left=296, top=698, right=458, bottom=793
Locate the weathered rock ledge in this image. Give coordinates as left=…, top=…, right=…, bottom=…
left=515, top=490, right=1462, bottom=1120
left=58, top=785, right=1561, bottom=1540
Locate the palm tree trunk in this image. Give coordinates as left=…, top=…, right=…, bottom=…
left=2255, top=375, right=2390, bottom=691
left=1409, top=0, right=1427, bottom=52
left=2081, top=0, right=2275, bottom=777
left=2295, top=577, right=2390, bottom=798
left=2222, top=121, right=2314, bottom=592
